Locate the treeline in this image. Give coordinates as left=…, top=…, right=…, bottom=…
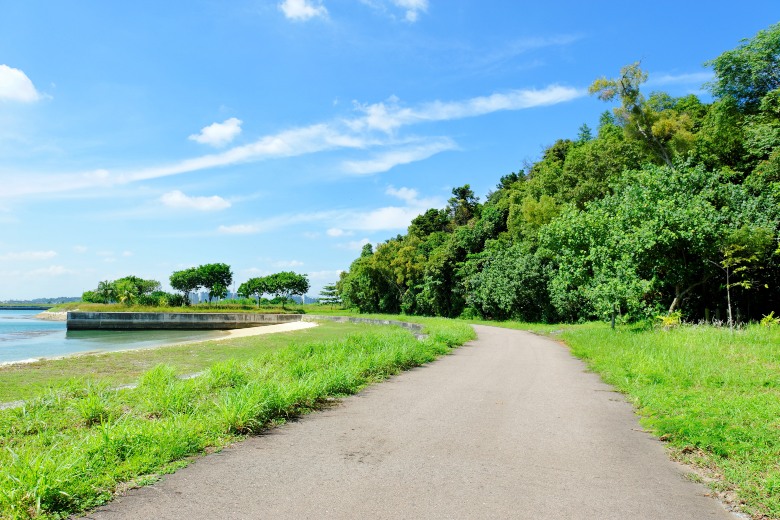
left=83, top=264, right=310, bottom=308
left=337, top=23, right=780, bottom=324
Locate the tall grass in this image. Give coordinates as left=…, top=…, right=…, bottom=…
left=0, top=320, right=474, bottom=519
left=558, top=322, right=780, bottom=519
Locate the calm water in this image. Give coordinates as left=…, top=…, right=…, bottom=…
left=0, top=310, right=227, bottom=364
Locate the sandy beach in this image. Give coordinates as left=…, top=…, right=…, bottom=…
left=217, top=320, right=317, bottom=339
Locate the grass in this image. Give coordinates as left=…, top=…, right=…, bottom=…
left=524, top=321, right=780, bottom=519
left=0, top=321, right=370, bottom=403
left=0, top=317, right=475, bottom=519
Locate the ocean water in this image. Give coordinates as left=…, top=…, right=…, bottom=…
left=0, top=310, right=227, bottom=364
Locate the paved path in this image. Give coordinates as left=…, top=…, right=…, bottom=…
left=82, top=325, right=738, bottom=519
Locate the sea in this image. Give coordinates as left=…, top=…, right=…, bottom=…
left=0, top=309, right=226, bottom=364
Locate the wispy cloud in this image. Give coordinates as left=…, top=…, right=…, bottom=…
left=360, top=0, right=428, bottom=22
left=188, top=118, right=242, bottom=147
left=1, top=85, right=581, bottom=199
left=326, top=228, right=353, bottom=237
left=348, top=85, right=583, bottom=133
left=217, top=185, right=441, bottom=236
left=306, top=269, right=343, bottom=281
left=342, top=137, right=456, bottom=174
left=648, top=71, right=714, bottom=87
left=0, top=250, right=57, bottom=261
left=274, top=259, right=305, bottom=268
left=27, top=265, right=72, bottom=277
left=392, top=0, right=428, bottom=22
left=0, top=65, right=43, bottom=103
left=279, top=0, right=328, bottom=21
left=160, top=190, right=231, bottom=211
left=340, top=238, right=371, bottom=251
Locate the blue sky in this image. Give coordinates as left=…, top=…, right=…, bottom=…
left=0, top=1, right=777, bottom=299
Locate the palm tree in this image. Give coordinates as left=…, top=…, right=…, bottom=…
left=96, top=280, right=116, bottom=303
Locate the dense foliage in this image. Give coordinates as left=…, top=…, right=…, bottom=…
left=338, top=23, right=780, bottom=323
left=81, top=276, right=182, bottom=307
left=170, top=263, right=233, bottom=304
left=237, top=271, right=310, bottom=308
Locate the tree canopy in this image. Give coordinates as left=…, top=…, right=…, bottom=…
left=337, top=23, right=780, bottom=324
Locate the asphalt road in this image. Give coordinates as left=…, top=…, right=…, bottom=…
left=81, top=325, right=740, bottom=519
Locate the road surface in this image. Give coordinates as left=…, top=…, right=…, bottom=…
left=82, top=325, right=739, bottom=519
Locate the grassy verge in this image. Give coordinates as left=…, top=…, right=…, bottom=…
left=0, top=322, right=367, bottom=403
left=536, top=322, right=780, bottom=519
left=0, top=318, right=474, bottom=519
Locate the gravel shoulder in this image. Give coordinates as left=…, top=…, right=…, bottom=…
left=81, top=325, right=740, bottom=520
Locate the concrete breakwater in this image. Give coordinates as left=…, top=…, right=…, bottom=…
left=67, top=312, right=302, bottom=330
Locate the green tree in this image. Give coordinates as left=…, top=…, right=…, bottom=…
left=95, top=280, right=116, bottom=303
left=448, top=184, right=480, bottom=226
left=589, top=62, right=674, bottom=167
left=318, top=283, right=341, bottom=308
left=707, top=22, right=780, bottom=112
left=169, top=267, right=202, bottom=305
left=197, top=263, right=233, bottom=303
left=263, top=271, right=310, bottom=309
left=114, top=280, right=138, bottom=306
left=238, top=277, right=269, bottom=307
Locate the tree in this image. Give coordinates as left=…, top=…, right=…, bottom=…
left=318, top=284, right=341, bottom=308
left=263, top=271, right=310, bottom=309
left=95, top=280, right=116, bottom=303
left=197, top=263, right=233, bottom=303
left=170, top=267, right=202, bottom=305
left=589, top=62, right=674, bottom=167
left=114, top=275, right=161, bottom=296
left=238, top=277, right=269, bottom=307
left=707, top=22, right=780, bottom=112
left=447, top=184, right=480, bottom=226
left=114, top=279, right=138, bottom=306
left=408, top=208, right=449, bottom=238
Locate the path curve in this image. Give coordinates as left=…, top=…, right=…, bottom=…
left=81, top=325, right=740, bottom=519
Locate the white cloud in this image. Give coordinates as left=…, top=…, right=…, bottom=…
left=346, top=206, right=424, bottom=231
left=27, top=265, right=71, bottom=277
left=360, top=0, right=428, bottom=22
left=648, top=71, right=714, bottom=87
left=160, top=190, right=231, bottom=211
left=0, top=85, right=581, bottom=199
left=274, top=259, right=304, bottom=267
left=217, top=185, right=440, bottom=237
left=341, top=238, right=371, bottom=251
left=72, top=245, right=88, bottom=253
left=385, top=186, right=418, bottom=203
left=349, top=85, right=583, bottom=133
left=0, top=250, right=57, bottom=261
left=122, top=251, right=133, bottom=257
left=326, top=228, right=352, bottom=237
left=188, top=117, right=243, bottom=147
left=279, top=0, right=328, bottom=20
left=307, top=269, right=343, bottom=280
left=218, top=223, right=261, bottom=235
left=342, top=137, right=456, bottom=175
left=0, top=65, right=42, bottom=103
left=392, top=0, right=428, bottom=22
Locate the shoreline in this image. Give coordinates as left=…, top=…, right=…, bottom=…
left=0, top=321, right=318, bottom=368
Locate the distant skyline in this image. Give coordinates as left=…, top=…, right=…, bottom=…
left=1, top=1, right=777, bottom=298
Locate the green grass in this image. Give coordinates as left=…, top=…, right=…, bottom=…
left=536, top=322, right=780, bottom=519
left=0, top=322, right=374, bottom=403
left=0, top=318, right=475, bottom=519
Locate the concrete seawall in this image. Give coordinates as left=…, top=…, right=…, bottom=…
left=66, top=312, right=302, bottom=330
